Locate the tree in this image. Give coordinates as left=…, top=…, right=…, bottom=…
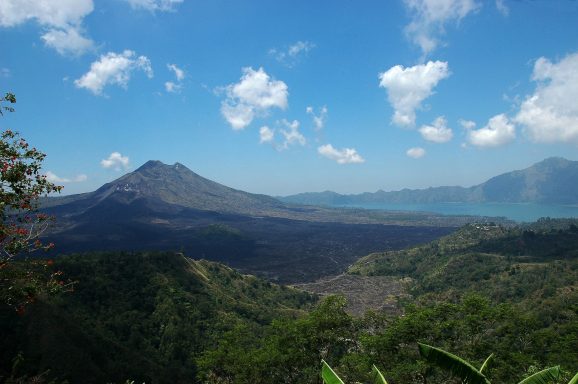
left=0, top=92, right=64, bottom=310
left=0, top=92, right=62, bottom=265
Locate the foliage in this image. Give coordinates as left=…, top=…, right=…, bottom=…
left=418, top=343, right=491, bottom=384
left=0, top=92, right=63, bottom=310
left=1, top=98, right=62, bottom=263
left=518, top=366, right=561, bottom=384
left=419, top=344, right=563, bottom=384
left=2, top=219, right=578, bottom=383
left=321, top=360, right=345, bottom=384
left=0, top=251, right=315, bottom=383
left=320, top=360, right=390, bottom=384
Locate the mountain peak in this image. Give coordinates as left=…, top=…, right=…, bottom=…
left=534, top=157, right=571, bottom=168
left=90, top=159, right=285, bottom=215
left=137, top=160, right=166, bottom=171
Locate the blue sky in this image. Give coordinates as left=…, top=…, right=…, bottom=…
left=1, top=0, right=578, bottom=195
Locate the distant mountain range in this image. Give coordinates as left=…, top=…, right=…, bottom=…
left=279, top=157, right=578, bottom=206
left=41, top=161, right=455, bottom=283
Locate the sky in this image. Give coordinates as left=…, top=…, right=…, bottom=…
left=1, top=0, right=578, bottom=196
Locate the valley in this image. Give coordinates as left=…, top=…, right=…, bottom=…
left=2, top=160, right=577, bottom=384
left=40, top=160, right=487, bottom=283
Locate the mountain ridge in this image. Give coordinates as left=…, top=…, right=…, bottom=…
left=280, top=157, right=578, bottom=205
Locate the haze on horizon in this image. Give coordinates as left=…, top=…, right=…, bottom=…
left=2, top=0, right=578, bottom=196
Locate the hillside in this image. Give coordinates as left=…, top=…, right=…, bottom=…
left=197, top=219, right=578, bottom=383
left=280, top=157, right=578, bottom=205
left=2, top=222, right=577, bottom=384
left=0, top=252, right=315, bottom=383
left=349, top=218, right=578, bottom=303
left=40, top=160, right=473, bottom=283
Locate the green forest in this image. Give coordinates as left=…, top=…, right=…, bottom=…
left=1, top=219, right=577, bottom=383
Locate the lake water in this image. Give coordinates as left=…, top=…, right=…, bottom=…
left=334, top=202, right=578, bottom=223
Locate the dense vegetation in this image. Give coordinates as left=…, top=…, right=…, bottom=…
left=0, top=252, right=315, bottom=383
left=1, top=219, right=577, bottom=383
left=199, top=219, right=577, bottom=383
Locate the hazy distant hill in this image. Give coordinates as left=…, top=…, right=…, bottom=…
left=41, top=161, right=458, bottom=283
left=280, top=157, right=578, bottom=205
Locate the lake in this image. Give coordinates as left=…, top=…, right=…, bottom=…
left=334, top=202, right=578, bottom=223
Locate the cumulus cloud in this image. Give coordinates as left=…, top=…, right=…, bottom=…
left=379, top=61, right=450, bottom=127
left=41, top=27, right=93, bottom=56
left=270, top=41, right=315, bottom=67
left=403, top=0, right=480, bottom=57
left=0, top=0, right=94, bottom=56
left=406, top=147, right=426, bottom=158
left=75, top=50, right=153, bottom=95
left=279, top=119, right=306, bottom=149
left=306, top=106, right=328, bottom=130
left=45, top=171, right=88, bottom=183
left=419, top=116, right=453, bottom=143
left=514, top=52, right=578, bottom=144
left=123, top=0, right=183, bottom=12
left=101, top=152, right=130, bottom=171
left=467, top=113, right=515, bottom=148
left=318, top=144, right=365, bottom=164
left=259, top=126, right=275, bottom=144
left=221, top=67, right=288, bottom=130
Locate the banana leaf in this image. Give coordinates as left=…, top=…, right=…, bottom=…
left=321, top=360, right=345, bottom=384
left=517, top=366, right=560, bottom=384
left=372, top=364, right=388, bottom=384
left=568, top=372, right=578, bottom=384
left=418, top=343, right=491, bottom=384
left=480, top=353, right=494, bottom=374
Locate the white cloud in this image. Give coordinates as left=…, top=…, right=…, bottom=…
left=467, top=114, right=515, bottom=148
left=379, top=61, right=450, bottom=127
left=459, top=118, right=476, bottom=130
left=167, top=63, right=185, bottom=81
left=419, top=116, right=453, bottom=143
left=75, top=50, right=153, bottom=95
left=403, top=0, right=480, bottom=57
left=279, top=119, right=306, bottom=149
left=45, top=171, right=87, bottom=183
left=165, top=64, right=184, bottom=93
left=318, top=144, right=365, bottom=164
left=101, top=152, right=130, bottom=171
left=259, top=126, right=275, bottom=144
left=0, top=0, right=94, bottom=56
left=515, top=52, right=578, bottom=145
left=41, top=27, right=93, bottom=56
left=406, top=147, right=426, bottom=158
left=270, top=40, right=315, bottom=67
left=123, top=0, right=183, bottom=12
left=306, top=106, right=328, bottom=130
left=495, top=0, right=509, bottom=16
left=220, top=67, right=288, bottom=130
left=165, top=81, right=181, bottom=93
left=221, top=103, right=255, bottom=131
